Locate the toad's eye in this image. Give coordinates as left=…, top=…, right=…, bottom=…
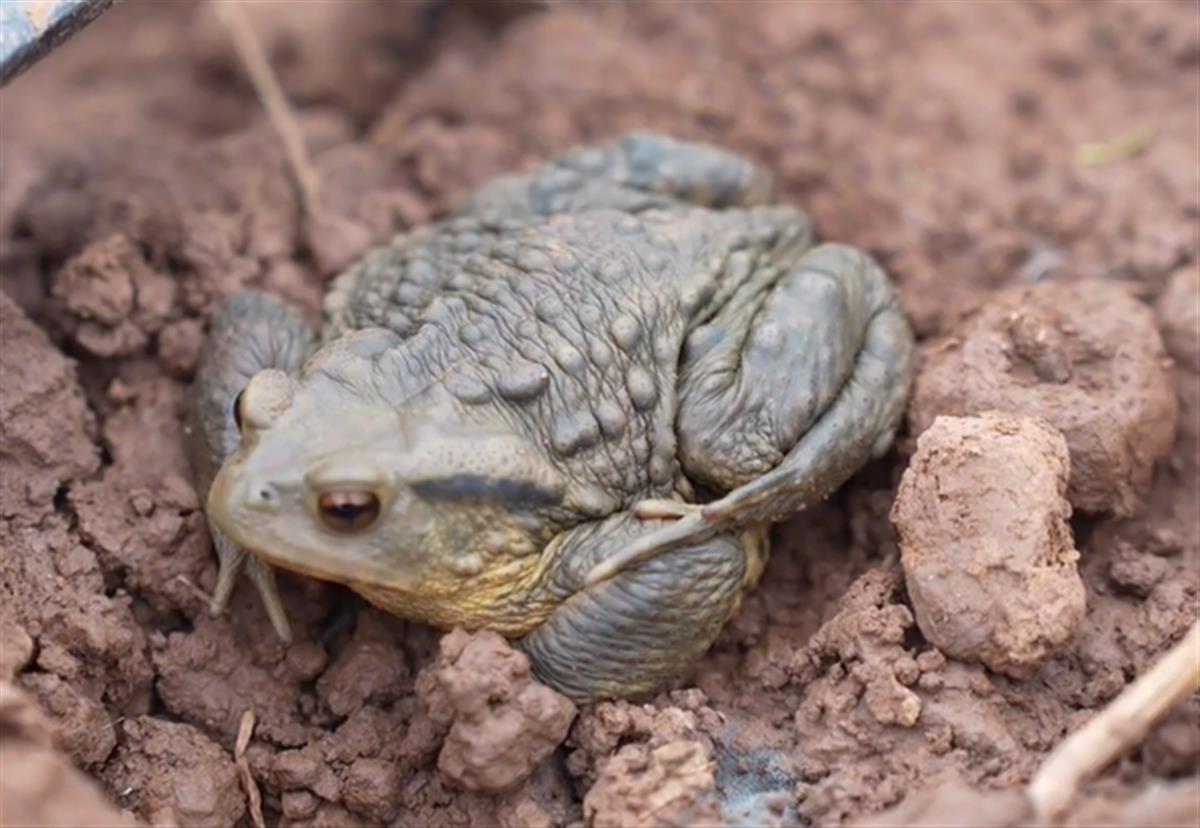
left=232, top=389, right=246, bottom=432
left=317, top=491, right=381, bottom=533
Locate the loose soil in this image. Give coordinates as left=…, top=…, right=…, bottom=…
left=1, top=1, right=1197, bottom=826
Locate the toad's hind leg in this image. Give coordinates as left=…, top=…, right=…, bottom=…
left=697, top=245, right=913, bottom=524
left=187, top=292, right=316, bottom=642
left=678, top=242, right=913, bottom=498
left=586, top=244, right=913, bottom=587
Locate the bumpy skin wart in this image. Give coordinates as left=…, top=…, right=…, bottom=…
left=189, top=134, right=915, bottom=703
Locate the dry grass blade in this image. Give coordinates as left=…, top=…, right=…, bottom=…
left=1074, top=128, right=1155, bottom=169
left=1027, top=620, right=1200, bottom=822
left=211, top=0, right=321, bottom=217
left=235, top=709, right=266, bottom=828
left=171, top=574, right=217, bottom=609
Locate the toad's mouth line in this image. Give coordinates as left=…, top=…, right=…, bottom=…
left=231, top=529, right=429, bottom=598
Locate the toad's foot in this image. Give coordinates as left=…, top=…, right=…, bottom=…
left=631, top=498, right=704, bottom=520
left=586, top=498, right=772, bottom=590
left=585, top=504, right=769, bottom=593
left=208, top=519, right=292, bottom=644
left=584, top=500, right=709, bottom=586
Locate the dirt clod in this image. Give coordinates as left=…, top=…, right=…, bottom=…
left=428, top=629, right=576, bottom=795
left=101, top=716, right=245, bottom=828
left=157, top=317, right=206, bottom=378
left=316, top=610, right=407, bottom=718
left=892, top=413, right=1085, bottom=677
left=0, top=615, right=34, bottom=680
left=1108, top=542, right=1171, bottom=598
left=1157, top=265, right=1200, bottom=370
left=51, top=234, right=177, bottom=358
left=0, top=682, right=141, bottom=828
left=909, top=281, right=1178, bottom=516
left=20, top=672, right=117, bottom=768
left=0, top=293, right=99, bottom=522
left=584, top=740, right=722, bottom=828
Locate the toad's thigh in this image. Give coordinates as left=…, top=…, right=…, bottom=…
left=520, top=516, right=761, bottom=703
left=677, top=243, right=877, bottom=491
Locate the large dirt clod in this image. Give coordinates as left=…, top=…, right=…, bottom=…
left=908, top=280, right=1178, bottom=516
left=891, top=412, right=1086, bottom=677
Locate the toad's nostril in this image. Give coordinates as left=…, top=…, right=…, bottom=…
left=246, top=482, right=278, bottom=511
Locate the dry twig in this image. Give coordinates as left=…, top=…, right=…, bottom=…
left=235, top=709, right=266, bottom=828
left=212, top=0, right=321, bottom=217
left=1027, top=620, right=1200, bottom=822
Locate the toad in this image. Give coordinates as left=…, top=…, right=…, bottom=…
left=187, top=134, right=914, bottom=702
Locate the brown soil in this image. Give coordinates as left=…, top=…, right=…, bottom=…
left=0, top=1, right=1197, bottom=826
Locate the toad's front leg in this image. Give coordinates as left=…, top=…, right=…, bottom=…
left=519, top=512, right=766, bottom=704
left=459, top=132, right=775, bottom=218
left=186, top=292, right=316, bottom=642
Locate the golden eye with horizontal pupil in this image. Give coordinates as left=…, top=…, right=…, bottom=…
left=317, top=491, right=381, bottom=533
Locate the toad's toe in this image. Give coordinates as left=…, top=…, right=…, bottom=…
left=632, top=498, right=704, bottom=520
